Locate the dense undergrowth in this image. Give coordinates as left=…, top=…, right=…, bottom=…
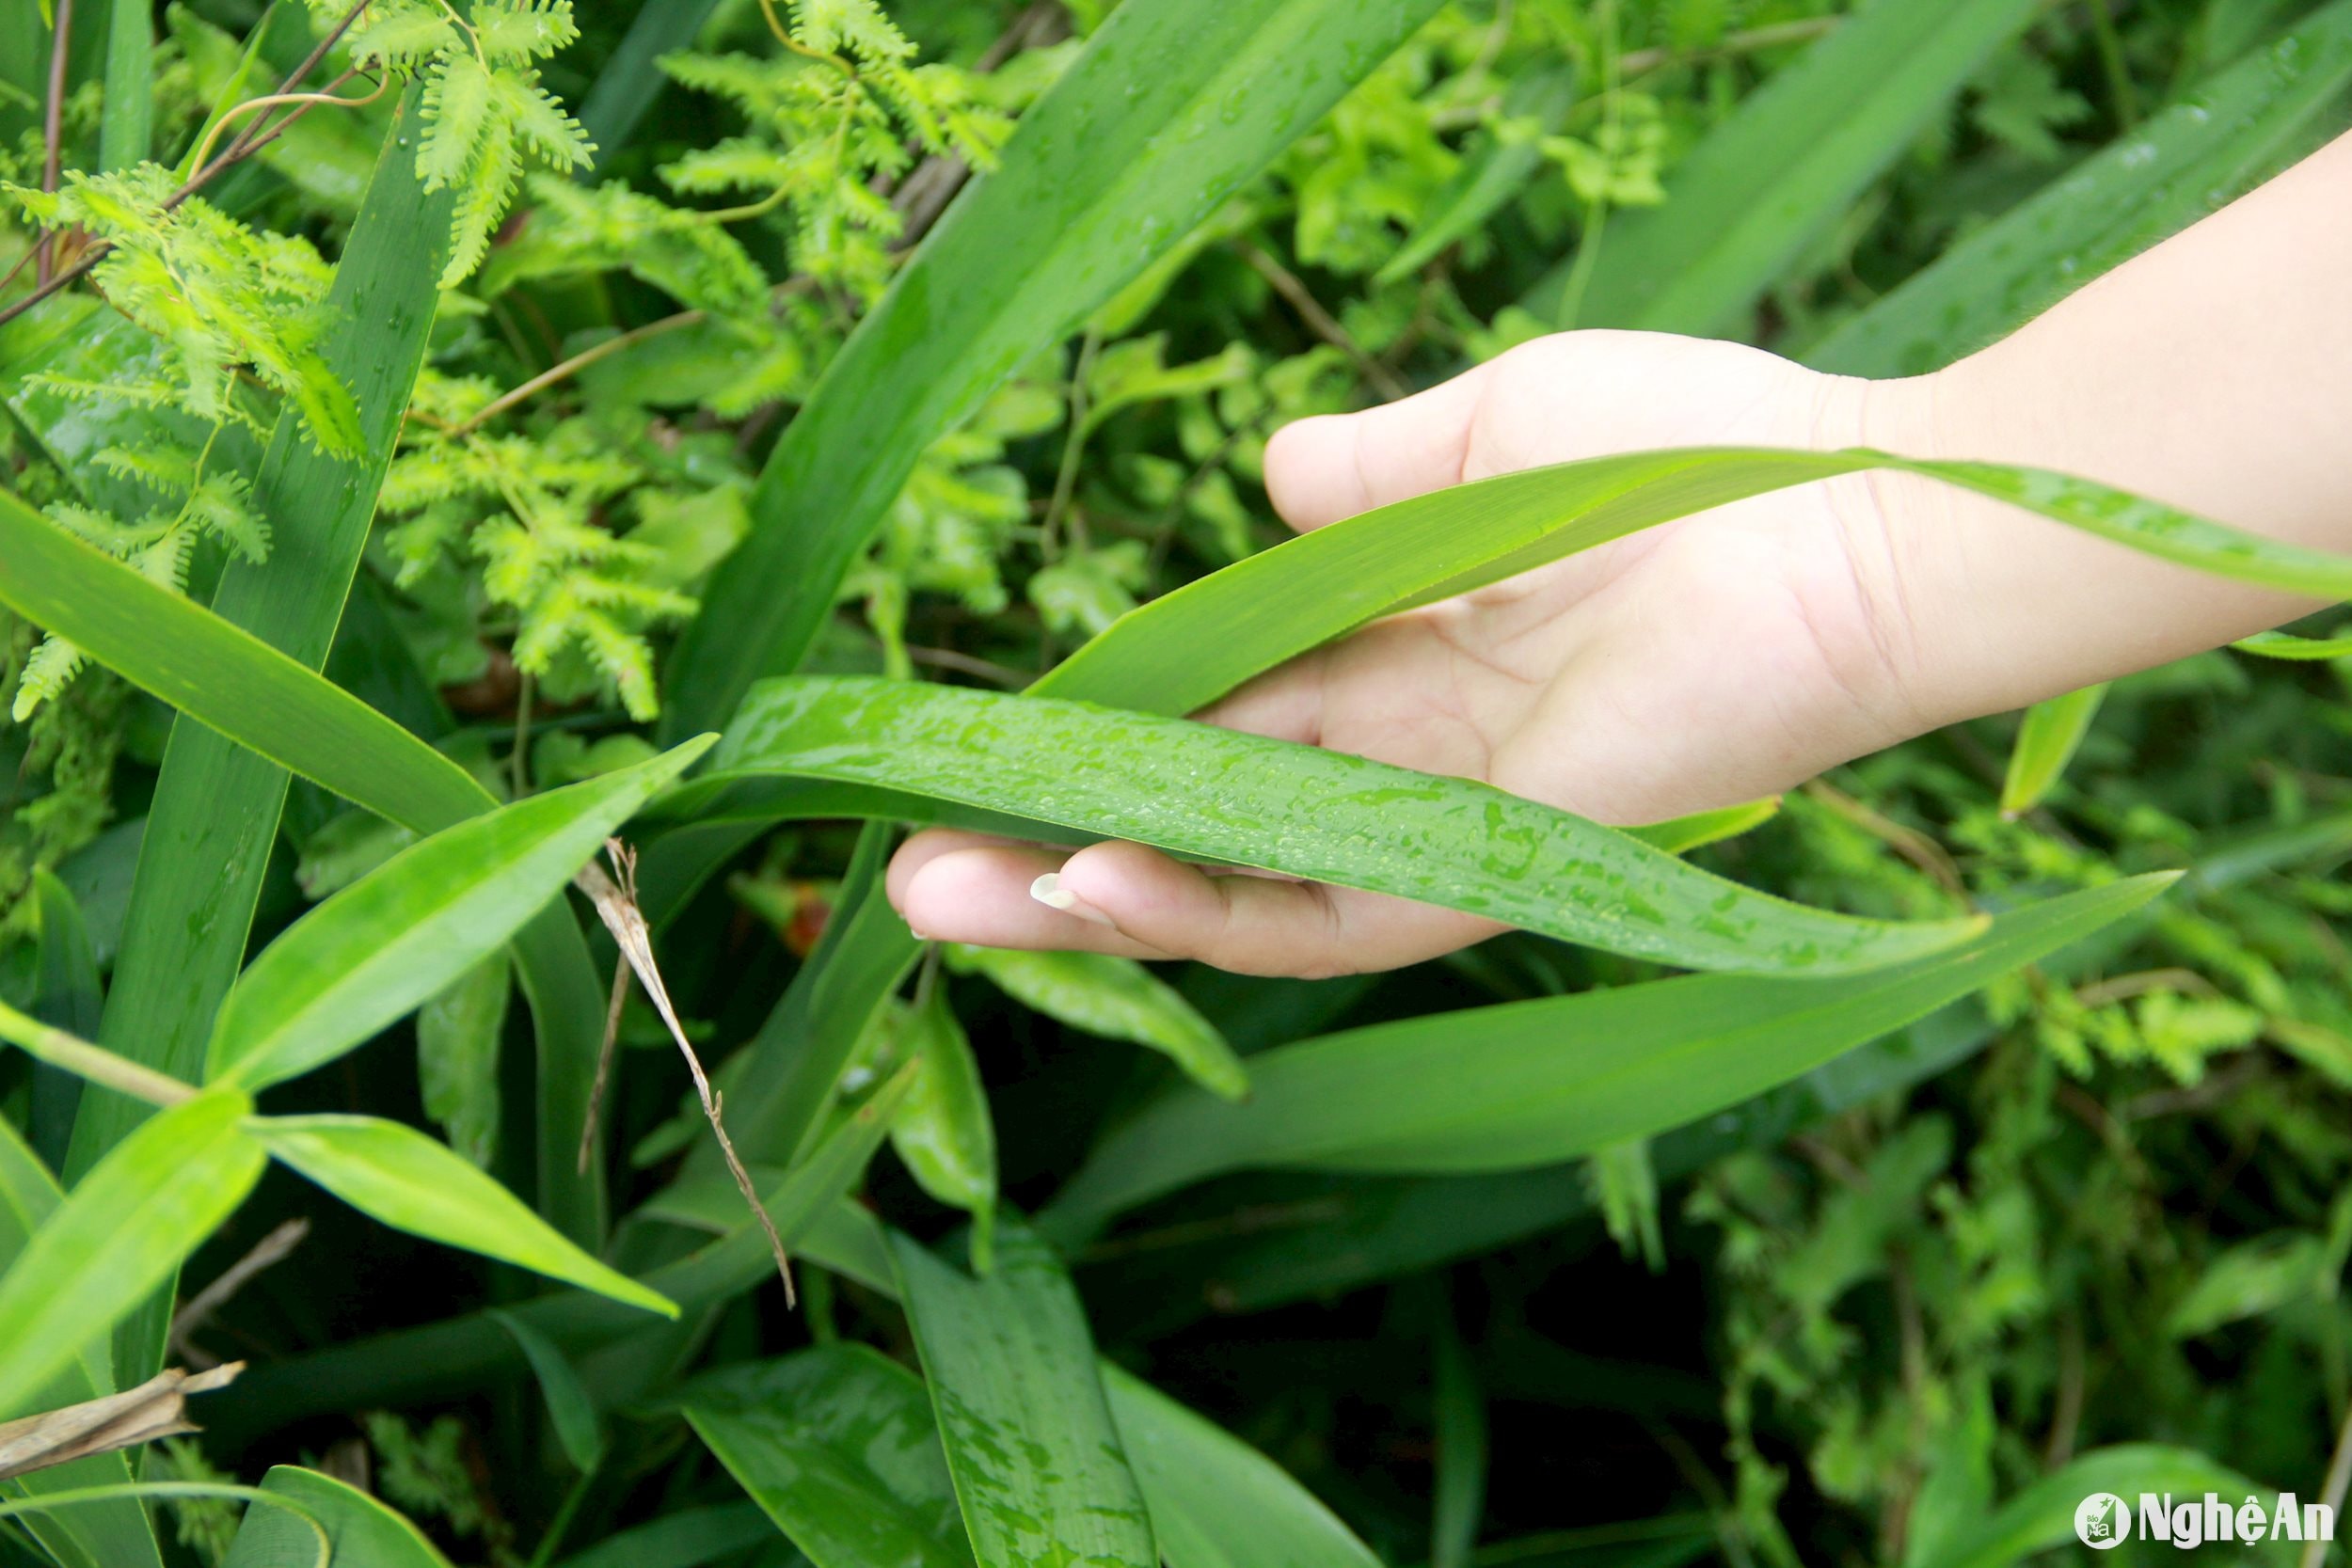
left=1, top=1, right=2349, bottom=1565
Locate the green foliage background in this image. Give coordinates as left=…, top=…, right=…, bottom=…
left=1, top=1, right=2348, bottom=1565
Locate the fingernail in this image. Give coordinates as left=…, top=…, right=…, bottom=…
left=1030, top=872, right=1118, bottom=929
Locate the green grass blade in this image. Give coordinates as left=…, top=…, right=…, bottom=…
left=1806, top=1, right=2352, bottom=376
left=207, top=741, right=710, bottom=1091
left=1998, top=684, right=2109, bottom=817
left=1036, top=447, right=2352, bottom=719
left=946, top=946, right=1248, bottom=1101
left=28, top=868, right=98, bottom=1170
left=889, top=991, right=999, bottom=1270
left=1044, top=877, right=2174, bottom=1231
left=662, top=0, right=1448, bottom=735
left=0, top=1091, right=264, bottom=1420
left=1911, top=1447, right=2271, bottom=1568
left=1103, top=1364, right=1381, bottom=1568
left=707, top=676, right=1981, bottom=977
left=96, top=0, right=150, bottom=169
left=576, top=0, right=724, bottom=169
left=2233, top=626, right=2352, bottom=659
left=68, top=86, right=456, bottom=1248
left=545, top=1504, right=772, bottom=1568
left=221, top=1467, right=454, bottom=1568
left=1431, top=1303, right=1486, bottom=1568
left=0, top=1119, right=164, bottom=1568
left=252, top=1116, right=677, bottom=1318
left=1377, top=64, right=1577, bottom=286
left=204, top=1074, right=915, bottom=1442
left=891, top=1219, right=1156, bottom=1568
left=0, top=471, right=624, bottom=1246
left=683, top=1345, right=975, bottom=1568
left=489, top=1310, right=608, bottom=1473
left=1524, top=0, right=2041, bottom=334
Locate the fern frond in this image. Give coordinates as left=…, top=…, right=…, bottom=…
left=445, top=115, right=521, bottom=288
left=11, top=635, right=86, bottom=723
left=475, top=0, right=580, bottom=64
left=421, top=52, right=498, bottom=188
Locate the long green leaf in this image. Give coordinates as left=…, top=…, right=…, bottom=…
left=204, top=1070, right=916, bottom=1442
left=74, top=84, right=457, bottom=1201
left=705, top=676, right=1979, bottom=976
left=206, top=740, right=711, bottom=1091
left=2233, top=626, right=2352, bottom=660
left=891, top=1220, right=1155, bottom=1568
left=1998, top=684, right=2109, bottom=817
left=0, top=477, right=631, bottom=1246
left=1102, top=1365, right=1381, bottom=1568
left=547, top=1504, right=772, bottom=1568
left=28, top=868, right=97, bottom=1172
left=947, top=945, right=1248, bottom=1101
left=889, top=991, right=999, bottom=1269
left=1030, top=447, right=2352, bottom=721
left=252, top=1115, right=676, bottom=1317
left=1911, top=1447, right=2277, bottom=1568
left=490, top=1310, right=608, bottom=1472
left=1806, top=1, right=2352, bottom=376
left=0, top=1118, right=163, bottom=1568
left=221, top=1466, right=454, bottom=1568
left=1377, top=64, right=1577, bottom=286
left=663, top=0, right=1448, bottom=734
left=576, top=0, right=725, bottom=168
left=0, top=1091, right=264, bottom=1420
left=96, top=0, right=151, bottom=169
left=1524, top=0, right=2040, bottom=334
left=683, top=1345, right=975, bottom=1568
left=1045, top=877, right=2172, bottom=1232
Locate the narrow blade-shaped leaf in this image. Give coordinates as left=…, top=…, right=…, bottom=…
left=1912, top=1447, right=2271, bottom=1568
left=889, top=992, right=998, bottom=1266
left=683, top=1345, right=974, bottom=1568
left=1524, top=0, right=2040, bottom=334
left=208, top=739, right=711, bottom=1090
left=252, top=1115, right=676, bottom=1318
left=664, top=0, right=1448, bottom=733
left=204, top=1071, right=916, bottom=1440
left=1033, top=447, right=2352, bottom=721
left=78, top=83, right=457, bottom=1190
left=0, top=1118, right=163, bottom=1568
left=1102, top=1364, right=1380, bottom=1568
left=891, top=1219, right=1155, bottom=1568
left=1999, top=685, right=2109, bottom=817
left=1379, top=65, right=1577, bottom=286
left=221, top=1466, right=453, bottom=1568
left=0, top=485, right=485, bottom=834
left=946, top=946, right=1245, bottom=1100
left=704, top=676, right=1981, bottom=977
left=0, top=1092, right=264, bottom=1419
left=2233, top=626, right=2352, bottom=660
left=1806, top=1, right=2352, bottom=376
left=1046, top=877, right=2173, bottom=1231
left=489, top=1310, right=607, bottom=1472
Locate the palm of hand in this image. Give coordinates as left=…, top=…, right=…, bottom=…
left=889, top=332, right=1908, bottom=976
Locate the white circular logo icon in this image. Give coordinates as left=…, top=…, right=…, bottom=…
left=2076, top=1493, right=2131, bottom=1549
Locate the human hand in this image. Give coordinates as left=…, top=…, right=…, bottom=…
left=885, top=330, right=1944, bottom=976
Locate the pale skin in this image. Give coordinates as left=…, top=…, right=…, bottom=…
left=888, top=130, right=2352, bottom=979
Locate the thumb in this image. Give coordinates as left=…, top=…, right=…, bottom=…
left=1263, top=360, right=1494, bottom=532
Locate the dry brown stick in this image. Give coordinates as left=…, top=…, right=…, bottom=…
left=167, top=1218, right=310, bottom=1368
left=37, top=0, right=74, bottom=287
left=578, top=953, right=631, bottom=1176
left=576, top=842, right=797, bottom=1306
left=1236, top=241, right=1410, bottom=402
left=0, top=1364, right=244, bottom=1481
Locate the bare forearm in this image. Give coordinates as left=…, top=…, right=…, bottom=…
left=1870, top=128, right=2352, bottom=725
